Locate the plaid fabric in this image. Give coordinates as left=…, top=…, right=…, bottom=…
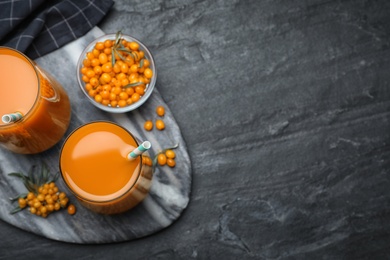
left=0, top=0, right=113, bottom=59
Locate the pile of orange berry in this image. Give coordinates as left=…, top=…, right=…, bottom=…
left=144, top=106, right=166, bottom=131
left=80, top=32, right=154, bottom=108
left=17, top=182, right=76, bottom=218
left=157, top=149, right=176, bottom=168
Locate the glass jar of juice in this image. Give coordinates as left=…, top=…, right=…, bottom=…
left=59, top=121, right=154, bottom=215
left=0, top=47, right=71, bottom=154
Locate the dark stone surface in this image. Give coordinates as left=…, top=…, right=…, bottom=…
left=1, top=0, right=390, bottom=258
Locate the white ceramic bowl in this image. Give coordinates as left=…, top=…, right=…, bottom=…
left=77, top=33, right=156, bottom=113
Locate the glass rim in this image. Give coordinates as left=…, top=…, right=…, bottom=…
left=59, top=120, right=144, bottom=204
left=0, top=47, right=41, bottom=128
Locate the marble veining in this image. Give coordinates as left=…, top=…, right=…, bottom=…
left=0, top=27, right=192, bottom=244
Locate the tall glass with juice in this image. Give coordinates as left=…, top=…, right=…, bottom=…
left=59, top=121, right=154, bottom=214
left=0, top=47, right=71, bottom=154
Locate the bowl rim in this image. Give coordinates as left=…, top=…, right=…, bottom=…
left=76, top=33, right=157, bottom=113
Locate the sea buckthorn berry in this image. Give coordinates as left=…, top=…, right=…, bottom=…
left=144, top=120, right=153, bottom=131
left=126, top=98, right=133, bottom=105
left=18, top=198, right=27, bottom=208
left=95, top=42, right=105, bottom=50
left=93, top=66, right=103, bottom=75
left=83, top=59, right=91, bottom=67
left=144, top=68, right=153, bottom=79
left=128, top=72, right=138, bottom=81
left=99, top=53, right=108, bottom=64
left=82, top=75, right=90, bottom=83
left=88, top=89, right=97, bottom=97
left=100, top=73, right=112, bottom=84
left=119, top=92, right=129, bottom=100
left=121, top=78, right=130, bottom=87
left=125, top=87, right=134, bottom=96
left=94, top=94, right=103, bottom=103
left=125, top=57, right=134, bottom=66
left=155, top=119, right=165, bottom=130
left=131, top=93, right=140, bottom=102
left=91, top=58, right=100, bottom=67
left=30, top=207, right=37, bottom=214
left=92, top=48, right=100, bottom=58
left=130, top=64, right=138, bottom=73
left=89, top=77, right=99, bottom=88
left=156, top=106, right=165, bottom=117
left=86, top=52, right=95, bottom=60
left=104, top=47, right=111, bottom=55
left=47, top=204, right=54, bottom=212
left=81, top=67, right=88, bottom=75
left=142, top=156, right=153, bottom=166
left=121, top=63, right=129, bottom=73
left=33, top=201, right=42, bottom=209
left=109, top=93, right=117, bottom=101
left=37, top=194, right=45, bottom=201
left=59, top=192, right=66, bottom=200
left=54, top=202, right=61, bottom=211
left=110, top=100, right=118, bottom=107
left=157, top=153, right=167, bottom=166
left=67, top=204, right=77, bottom=215
left=40, top=206, right=48, bottom=214
left=104, top=39, right=112, bottom=48
left=60, top=198, right=69, bottom=208
left=51, top=193, right=58, bottom=201
left=165, top=149, right=176, bottom=159
left=27, top=192, right=35, bottom=201
left=101, top=63, right=112, bottom=73
left=167, top=158, right=176, bottom=168
left=135, top=86, right=145, bottom=95
left=46, top=197, right=54, bottom=205
left=100, top=90, right=110, bottom=99
left=129, top=41, right=139, bottom=51
left=118, top=99, right=127, bottom=107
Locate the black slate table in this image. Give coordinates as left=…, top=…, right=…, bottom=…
left=1, top=0, right=389, bottom=259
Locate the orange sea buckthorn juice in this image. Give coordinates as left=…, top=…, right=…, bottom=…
left=60, top=121, right=153, bottom=214
left=0, top=47, right=71, bottom=154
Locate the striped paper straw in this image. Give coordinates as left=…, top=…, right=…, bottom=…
left=127, top=141, right=151, bottom=160
left=2, top=112, right=23, bottom=124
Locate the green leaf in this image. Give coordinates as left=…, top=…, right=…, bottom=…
left=28, top=165, right=37, bottom=185
left=111, top=48, right=116, bottom=68
left=10, top=206, right=24, bottom=214
left=23, top=179, right=36, bottom=193
left=114, top=48, right=126, bottom=61
left=116, top=47, right=130, bottom=52
left=8, top=172, right=26, bottom=180
left=49, top=171, right=60, bottom=183
left=9, top=193, right=27, bottom=202
left=41, top=162, right=49, bottom=184
left=123, top=82, right=143, bottom=88
left=115, top=31, right=122, bottom=46
left=139, top=59, right=144, bottom=68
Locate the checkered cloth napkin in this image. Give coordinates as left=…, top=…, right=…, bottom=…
left=0, top=0, right=113, bottom=59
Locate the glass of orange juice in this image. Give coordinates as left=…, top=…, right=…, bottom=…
left=0, top=47, right=71, bottom=154
left=59, top=121, right=154, bottom=214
